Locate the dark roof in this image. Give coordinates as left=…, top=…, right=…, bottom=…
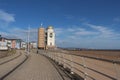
left=0, top=35, right=23, bottom=41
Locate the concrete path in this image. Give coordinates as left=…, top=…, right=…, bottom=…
left=0, top=51, right=26, bottom=78
left=4, top=51, right=70, bottom=80
left=0, top=51, right=20, bottom=65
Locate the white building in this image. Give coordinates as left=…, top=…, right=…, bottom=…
left=21, top=41, right=26, bottom=49
left=30, top=42, right=37, bottom=48
left=38, top=26, right=56, bottom=49
left=46, top=26, right=55, bottom=49
left=0, top=42, right=8, bottom=50
left=0, top=36, right=8, bottom=50
left=7, top=40, right=12, bottom=48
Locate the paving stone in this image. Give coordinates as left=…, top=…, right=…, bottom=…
left=4, top=51, right=70, bottom=80
left=0, top=51, right=26, bottom=78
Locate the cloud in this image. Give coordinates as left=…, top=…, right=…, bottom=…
left=75, top=30, right=98, bottom=36
left=0, top=10, right=15, bottom=29
left=0, top=10, right=15, bottom=23
left=67, top=28, right=75, bottom=32
left=54, top=24, right=120, bottom=49
left=74, top=28, right=99, bottom=36
left=87, top=24, right=112, bottom=33
left=0, top=31, right=8, bottom=37
left=113, top=17, right=120, bottom=22
left=0, top=27, right=37, bottom=42
left=10, top=27, right=38, bottom=42
left=55, top=28, right=64, bottom=36
left=8, top=24, right=118, bottom=49
left=66, top=27, right=99, bottom=36
left=85, top=23, right=120, bottom=38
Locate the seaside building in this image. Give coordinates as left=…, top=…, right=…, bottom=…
left=0, top=36, right=8, bottom=50
left=46, top=26, right=55, bottom=49
left=38, top=25, right=55, bottom=49
left=7, top=39, right=22, bottom=49
left=30, top=41, right=37, bottom=49
left=38, top=27, right=45, bottom=49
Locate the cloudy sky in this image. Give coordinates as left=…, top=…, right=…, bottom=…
left=0, top=0, right=120, bottom=49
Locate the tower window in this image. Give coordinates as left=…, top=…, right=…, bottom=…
left=50, top=33, right=53, bottom=38
left=50, top=42, right=52, bottom=46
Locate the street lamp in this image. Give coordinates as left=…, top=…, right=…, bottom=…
left=27, top=26, right=30, bottom=54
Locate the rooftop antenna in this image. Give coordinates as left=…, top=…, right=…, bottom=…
left=41, top=22, right=43, bottom=27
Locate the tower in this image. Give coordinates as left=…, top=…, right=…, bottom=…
left=46, top=26, right=55, bottom=49
left=38, top=27, right=45, bottom=49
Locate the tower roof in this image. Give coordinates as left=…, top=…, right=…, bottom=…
left=47, top=26, right=53, bottom=29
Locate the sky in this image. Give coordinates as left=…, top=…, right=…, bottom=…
left=0, top=0, right=120, bottom=49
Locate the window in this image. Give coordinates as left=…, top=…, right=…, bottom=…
left=50, top=33, right=53, bottom=38
left=50, top=42, right=52, bottom=46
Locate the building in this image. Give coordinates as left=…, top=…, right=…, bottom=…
left=7, top=40, right=12, bottom=48
left=6, top=39, right=22, bottom=49
left=0, top=35, right=24, bottom=50
left=38, top=27, right=45, bottom=49
left=0, top=35, right=8, bottom=50
left=21, top=41, right=27, bottom=49
left=30, top=41, right=37, bottom=49
left=38, top=25, right=55, bottom=49
left=15, top=39, right=22, bottom=49
left=0, top=42, right=8, bottom=50
left=46, top=26, right=55, bottom=49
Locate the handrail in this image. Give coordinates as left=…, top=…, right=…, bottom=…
left=39, top=50, right=120, bottom=80
left=48, top=53, right=117, bottom=80
left=48, top=50, right=120, bottom=64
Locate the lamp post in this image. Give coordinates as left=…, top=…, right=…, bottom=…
left=19, top=26, right=37, bottom=54
left=26, top=26, right=30, bottom=54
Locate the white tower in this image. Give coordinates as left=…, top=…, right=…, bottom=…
left=46, top=26, right=55, bottom=49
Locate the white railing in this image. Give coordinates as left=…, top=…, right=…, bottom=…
left=39, top=50, right=120, bottom=80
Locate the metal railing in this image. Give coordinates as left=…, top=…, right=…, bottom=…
left=39, top=50, right=120, bottom=80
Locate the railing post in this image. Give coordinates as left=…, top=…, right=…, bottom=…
left=55, top=52, right=57, bottom=62
left=51, top=52, right=53, bottom=60
left=69, top=54, right=74, bottom=74
left=54, top=52, right=56, bottom=61
left=56, top=52, right=58, bottom=63
left=82, top=57, right=88, bottom=80
left=62, top=53, right=66, bottom=68
left=58, top=53, right=61, bottom=65
left=53, top=52, right=55, bottom=61
left=113, top=61, right=120, bottom=80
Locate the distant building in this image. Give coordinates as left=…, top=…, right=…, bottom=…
left=0, top=36, right=7, bottom=42
left=7, top=40, right=12, bottom=48
left=0, top=36, right=8, bottom=50
left=38, top=25, right=55, bottom=49
left=6, top=39, right=22, bottom=49
left=21, top=41, right=27, bottom=49
left=38, top=27, right=45, bottom=49
left=0, top=41, right=8, bottom=50
left=0, top=35, right=24, bottom=50
left=46, top=26, right=55, bottom=49
left=30, top=41, right=37, bottom=49
left=15, top=39, right=22, bottom=49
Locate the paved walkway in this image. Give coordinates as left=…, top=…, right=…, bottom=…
left=4, top=51, right=71, bottom=80
left=0, top=51, right=26, bottom=78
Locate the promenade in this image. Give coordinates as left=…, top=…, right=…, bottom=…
left=1, top=49, right=119, bottom=80
left=1, top=50, right=71, bottom=80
